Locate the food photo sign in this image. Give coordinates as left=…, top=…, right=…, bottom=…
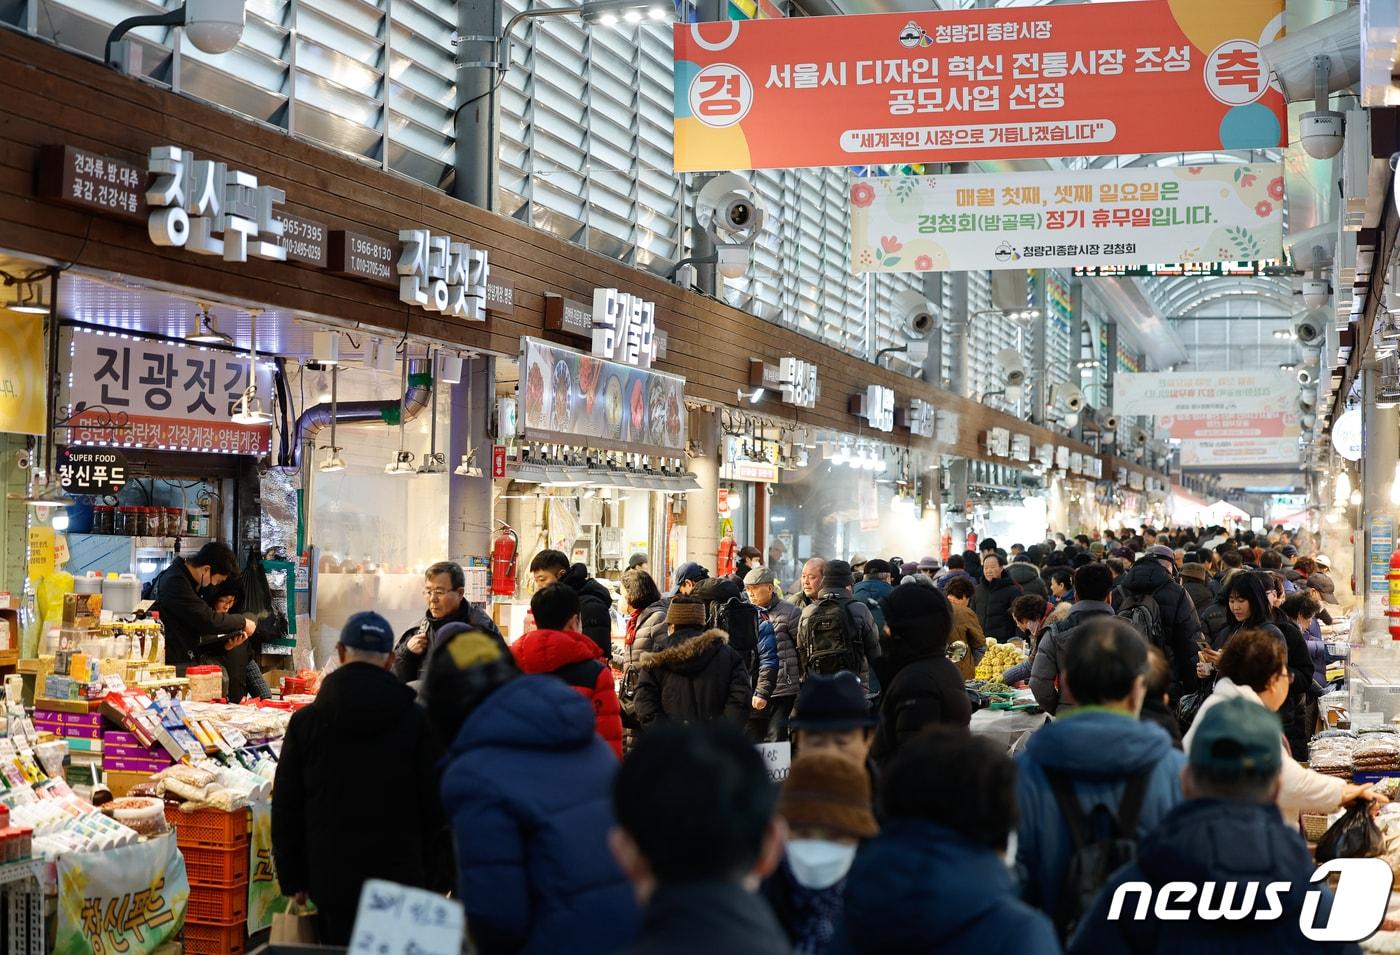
left=518, top=337, right=686, bottom=456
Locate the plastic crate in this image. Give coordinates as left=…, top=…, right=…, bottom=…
left=183, top=918, right=246, bottom=955
left=187, top=882, right=249, bottom=924
left=164, top=805, right=250, bottom=848
left=181, top=844, right=250, bottom=886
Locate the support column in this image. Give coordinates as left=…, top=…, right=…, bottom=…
left=948, top=272, right=970, bottom=398
left=1362, top=361, right=1399, bottom=630
left=449, top=356, right=495, bottom=563
left=453, top=0, right=502, bottom=210
left=1029, top=270, right=1048, bottom=426
left=686, top=408, right=722, bottom=571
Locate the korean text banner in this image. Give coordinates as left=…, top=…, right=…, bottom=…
left=674, top=0, right=1285, bottom=172
left=59, top=327, right=273, bottom=454
left=0, top=312, right=47, bottom=434
left=55, top=831, right=189, bottom=955
left=519, top=337, right=686, bottom=456
left=850, top=162, right=1282, bottom=273
left=1169, top=412, right=1301, bottom=466
left=1113, top=371, right=1295, bottom=418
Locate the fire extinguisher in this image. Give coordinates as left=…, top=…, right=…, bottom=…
left=717, top=534, right=738, bottom=578
left=1388, top=551, right=1400, bottom=641
left=490, top=522, right=519, bottom=597
left=966, top=530, right=978, bottom=554
left=940, top=530, right=952, bottom=563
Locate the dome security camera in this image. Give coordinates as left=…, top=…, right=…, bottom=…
left=1301, top=278, right=1331, bottom=309
left=717, top=195, right=758, bottom=237
left=892, top=290, right=937, bottom=339
left=1300, top=110, right=1345, bottom=160
left=1063, top=386, right=1085, bottom=414
left=995, top=348, right=1026, bottom=388
left=185, top=0, right=245, bottom=54
left=1294, top=312, right=1325, bottom=346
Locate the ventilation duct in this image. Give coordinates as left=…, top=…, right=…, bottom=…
left=287, top=358, right=432, bottom=468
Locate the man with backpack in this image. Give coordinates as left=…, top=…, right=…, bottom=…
left=1015, top=617, right=1186, bottom=941
left=1113, top=545, right=1203, bottom=700
left=796, top=560, right=882, bottom=700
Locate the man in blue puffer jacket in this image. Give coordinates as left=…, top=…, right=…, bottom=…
left=1016, top=617, right=1186, bottom=933
left=421, top=627, right=639, bottom=955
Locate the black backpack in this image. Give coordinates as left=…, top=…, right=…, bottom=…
left=709, top=596, right=759, bottom=662
left=1046, top=768, right=1150, bottom=940
left=1117, top=592, right=1167, bottom=651
left=798, top=593, right=861, bottom=676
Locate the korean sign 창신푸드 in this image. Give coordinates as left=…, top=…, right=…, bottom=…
left=674, top=0, right=1285, bottom=171
left=850, top=163, right=1283, bottom=272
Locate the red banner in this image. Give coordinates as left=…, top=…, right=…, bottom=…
left=674, top=0, right=1285, bottom=171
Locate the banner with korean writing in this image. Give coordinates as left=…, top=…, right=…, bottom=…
left=248, top=799, right=278, bottom=933
left=850, top=163, right=1282, bottom=272
left=520, top=337, right=686, bottom=456
left=55, top=831, right=189, bottom=955
left=1168, top=412, right=1301, bottom=466
left=1113, top=371, right=1295, bottom=418
left=0, top=312, right=47, bottom=434
left=58, top=327, right=273, bottom=454
left=674, top=0, right=1285, bottom=171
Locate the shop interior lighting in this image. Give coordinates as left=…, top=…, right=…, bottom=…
left=186, top=304, right=230, bottom=344
left=318, top=365, right=345, bottom=473
left=231, top=311, right=272, bottom=424
left=454, top=360, right=483, bottom=476
left=5, top=279, right=49, bottom=315
left=737, top=386, right=765, bottom=404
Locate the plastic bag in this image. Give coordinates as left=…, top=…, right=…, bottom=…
left=1316, top=803, right=1384, bottom=863
left=1176, top=690, right=1208, bottom=734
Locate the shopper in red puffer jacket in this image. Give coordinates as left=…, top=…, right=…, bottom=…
left=512, top=584, right=624, bottom=758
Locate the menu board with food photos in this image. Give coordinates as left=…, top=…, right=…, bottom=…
left=519, top=337, right=686, bottom=455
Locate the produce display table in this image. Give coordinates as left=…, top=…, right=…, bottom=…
left=970, top=708, right=1050, bottom=754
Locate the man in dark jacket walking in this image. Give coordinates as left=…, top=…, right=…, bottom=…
left=1007, top=557, right=1048, bottom=598
left=1113, top=545, right=1203, bottom=696
left=973, top=552, right=1022, bottom=642
left=1029, top=562, right=1116, bottom=715
left=868, top=583, right=971, bottom=767
left=610, top=722, right=791, bottom=955
left=745, top=567, right=802, bottom=743
left=1179, top=561, right=1225, bottom=638
left=633, top=597, right=750, bottom=727
left=852, top=559, right=894, bottom=636
left=273, top=612, right=451, bottom=945
left=798, top=560, right=882, bottom=697
left=392, top=560, right=505, bottom=684
left=530, top=550, right=614, bottom=660
left=151, top=541, right=255, bottom=673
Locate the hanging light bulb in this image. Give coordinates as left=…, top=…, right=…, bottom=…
left=231, top=310, right=272, bottom=424
left=51, top=510, right=69, bottom=532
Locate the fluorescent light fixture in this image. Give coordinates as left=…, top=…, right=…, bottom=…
left=580, top=0, right=674, bottom=24
left=6, top=281, right=48, bottom=314
left=417, top=452, right=448, bottom=475
left=385, top=451, right=417, bottom=475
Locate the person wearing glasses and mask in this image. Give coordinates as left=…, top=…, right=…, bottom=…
left=392, top=561, right=506, bottom=684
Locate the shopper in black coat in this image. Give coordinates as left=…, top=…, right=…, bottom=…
left=972, top=553, right=1023, bottom=642
left=529, top=550, right=614, bottom=660
left=150, top=542, right=253, bottom=673
left=392, top=561, right=506, bottom=684
left=273, top=612, right=451, bottom=945
left=868, top=583, right=971, bottom=767
left=632, top=598, right=750, bottom=727
left=1114, top=546, right=1203, bottom=694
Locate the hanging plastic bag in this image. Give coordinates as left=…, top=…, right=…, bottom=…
left=1315, top=802, right=1384, bottom=863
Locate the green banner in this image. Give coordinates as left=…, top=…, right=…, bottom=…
left=248, top=799, right=279, bottom=933
left=55, top=831, right=189, bottom=955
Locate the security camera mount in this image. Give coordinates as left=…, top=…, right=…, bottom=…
left=1300, top=56, right=1345, bottom=160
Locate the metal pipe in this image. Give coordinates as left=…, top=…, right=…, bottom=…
left=106, top=9, right=186, bottom=67
left=289, top=358, right=432, bottom=467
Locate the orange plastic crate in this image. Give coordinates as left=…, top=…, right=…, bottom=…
left=183, top=918, right=246, bottom=955
left=164, top=805, right=249, bottom=848
left=181, top=844, right=250, bottom=887
left=187, top=882, right=249, bottom=924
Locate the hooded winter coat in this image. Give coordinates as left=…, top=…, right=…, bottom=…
left=440, top=675, right=639, bottom=955
left=511, top=628, right=624, bottom=758
left=828, top=818, right=1059, bottom=955
left=272, top=663, right=450, bottom=945
left=752, top=594, right=801, bottom=700
left=561, top=563, right=615, bottom=660
left=1027, top=600, right=1115, bottom=715
left=1016, top=709, right=1186, bottom=915
left=972, top=575, right=1023, bottom=642
left=1114, top=558, right=1204, bottom=692
left=1007, top=561, right=1048, bottom=598
left=632, top=627, right=750, bottom=726
left=1068, top=799, right=1357, bottom=955
left=869, top=630, right=971, bottom=767
left=392, top=600, right=506, bottom=684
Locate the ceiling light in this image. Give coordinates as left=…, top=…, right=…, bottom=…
left=737, top=386, right=764, bottom=404
left=12, top=479, right=69, bottom=509
left=6, top=281, right=48, bottom=314
left=624, top=9, right=642, bottom=22
left=186, top=305, right=230, bottom=344
left=648, top=6, right=668, bottom=19
left=51, top=510, right=69, bottom=532
left=385, top=451, right=416, bottom=475
left=599, top=12, right=618, bottom=24
left=417, top=452, right=448, bottom=475
left=231, top=388, right=272, bottom=424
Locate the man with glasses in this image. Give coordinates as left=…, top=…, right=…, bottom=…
left=392, top=561, right=506, bottom=684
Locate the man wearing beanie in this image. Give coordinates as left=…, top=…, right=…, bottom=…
left=868, top=583, right=970, bottom=767
left=762, top=754, right=879, bottom=955
left=797, top=559, right=882, bottom=700
left=273, top=611, right=451, bottom=944
left=633, top=596, right=751, bottom=727
left=423, top=629, right=640, bottom=954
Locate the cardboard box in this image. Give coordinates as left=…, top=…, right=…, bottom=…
left=34, top=697, right=99, bottom=715
left=104, top=769, right=149, bottom=798
left=101, top=756, right=171, bottom=773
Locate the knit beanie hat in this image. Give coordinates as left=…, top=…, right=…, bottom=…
left=821, top=560, right=856, bottom=591
left=778, top=753, right=878, bottom=841
left=666, top=596, right=707, bottom=628
left=422, top=624, right=518, bottom=743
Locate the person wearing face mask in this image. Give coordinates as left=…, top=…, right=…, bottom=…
left=760, top=754, right=878, bottom=955
left=828, top=729, right=1058, bottom=954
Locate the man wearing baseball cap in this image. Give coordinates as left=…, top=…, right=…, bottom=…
left=1070, top=698, right=1356, bottom=951
left=1113, top=543, right=1205, bottom=699
left=273, top=611, right=450, bottom=944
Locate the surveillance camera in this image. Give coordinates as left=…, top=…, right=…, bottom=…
left=1298, top=394, right=1316, bottom=413
left=717, top=194, right=759, bottom=236
left=1299, top=110, right=1345, bottom=160
left=697, top=173, right=765, bottom=242
left=716, top=246, right=751, bottom=280
left=184, top=0, right=246, bottom=54
left=893, top=290, right=937, bottom=339
left=1284, top=224, right=1337, bottom=272
left=14, top=449, right=30, bottom=471
left=1102, top=414, right=1120, bottom=431
left=1301, top=413, right=1317, bottom=429
left=1294, top=312, right=1325, bottom=346
left=1297, top=367, right=1316, bottom=386
left=1133, top=429, right=1149, bottom=447
left=1301, top=278, right=1331, bottom=309
left=1064, top=386, right=1085, bottom=414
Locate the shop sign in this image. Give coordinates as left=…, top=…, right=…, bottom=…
left=1010, top=433, right=1031, bottom=462
left=1056, top=446, right=1071, bottom=471
left=273, top=210, right=328, bottom=267
left=757, top=742, right=791, bottom=782
left=247, top=800, right=278, bottom=933
left=1069, top=451, right=1083, bottom=474
left=0, top=312, right=47, bottom=435
left=935, top=406, right=959, bottom=446
left=520, top=337, right=686, bottom=455
left=56, top=446, right=128, bottom=496
left=347, top=880, right=464, bottom=955
left=487, top=278, right=516, bottom=316
left=397, top=229, right=491, bottom=322
left=36, top=145, right=147, bottom=224
left=1371, top=517, right=1395, bottom=595
left=850, top=163, right=1283, bottom=273
left=723, top=459, right=782, bottom=483
left=545, top=293, right=594, bottom=337
left=592, top=289, right=658, bottom=368
left=27, top=526, right=54, bottom=582
left=328, top=230, right=397, bottom=288
left=897, top=397, right=934, bottom=437
left=492, top=445, right=508, bottom=479
left=53, top=830, right=188, bottom=955
left=145, top=146, right=289, bottom=263
left=1332, top=409, right=1363, bottom=462
left=58, top=327, right=274, bottom=455
left=984, top=427, right=1010, bottom=458
left=850, top=384, right=895, bottom=432
left=749, top=357, right=819, bottom=408
left=1037, top=443, right=1053, bottom=466
left=673, top=0, right=1285, bottom=172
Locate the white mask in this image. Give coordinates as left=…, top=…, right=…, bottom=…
left=785, top=839, right=857, bottom=890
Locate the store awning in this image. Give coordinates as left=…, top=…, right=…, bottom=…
left=505, top=463, right=700, bottom=493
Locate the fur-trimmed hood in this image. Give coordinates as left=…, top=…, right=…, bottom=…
left=636, top=627, right=728, bottom=674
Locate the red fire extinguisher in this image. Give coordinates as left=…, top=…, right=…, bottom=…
left=1388, top=551, right=1400, bottom=641
left=966, top=530, right=978, bottom=554
left=940, top=530, right=952, bottom=562
left=490, top=522, right=519, bottom=597
left=717, top=534, right=738, bottom=577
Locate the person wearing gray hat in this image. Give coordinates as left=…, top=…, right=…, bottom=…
left=797, top=560, right=882, bottom=700
left=745, top=566, right=802, bottom=742
left=1306, top=572, right=1340, bottom=606
left=627, top=552, right=649, bottom=572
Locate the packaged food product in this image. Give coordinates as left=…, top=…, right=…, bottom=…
left=100, top=797, right=167, bottom=837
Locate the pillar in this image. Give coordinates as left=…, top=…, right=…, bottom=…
left=1361, top=361, right=1398, bottom=630
left=453, top=0, right=502, bottom=210
left=687, top=408, right=722, bottom=571
left=448, top=356, right=495, bottom=563
left=1029, top=270, right=1048, bottom=426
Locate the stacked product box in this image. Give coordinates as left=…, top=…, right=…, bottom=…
left=101, top=731, right=174, bottom=775
left=32, top=706, right=103, bottom=744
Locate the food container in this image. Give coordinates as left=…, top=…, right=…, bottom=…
left=101, top=796, right=168, bottom=836
left=102, top=574, right=142, bottom=615
left=188, top=665, right=224, bottom=703
left=92, top=505, right=114, bottom=535
left=114, top=506, right=135, bottom=535
left=166, top=507, right=184, bottom=537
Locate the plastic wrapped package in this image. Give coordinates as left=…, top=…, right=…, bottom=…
left=1309, top=735, right=1357, bottom=778
left=1353, top=733, right=1400, bottom=772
